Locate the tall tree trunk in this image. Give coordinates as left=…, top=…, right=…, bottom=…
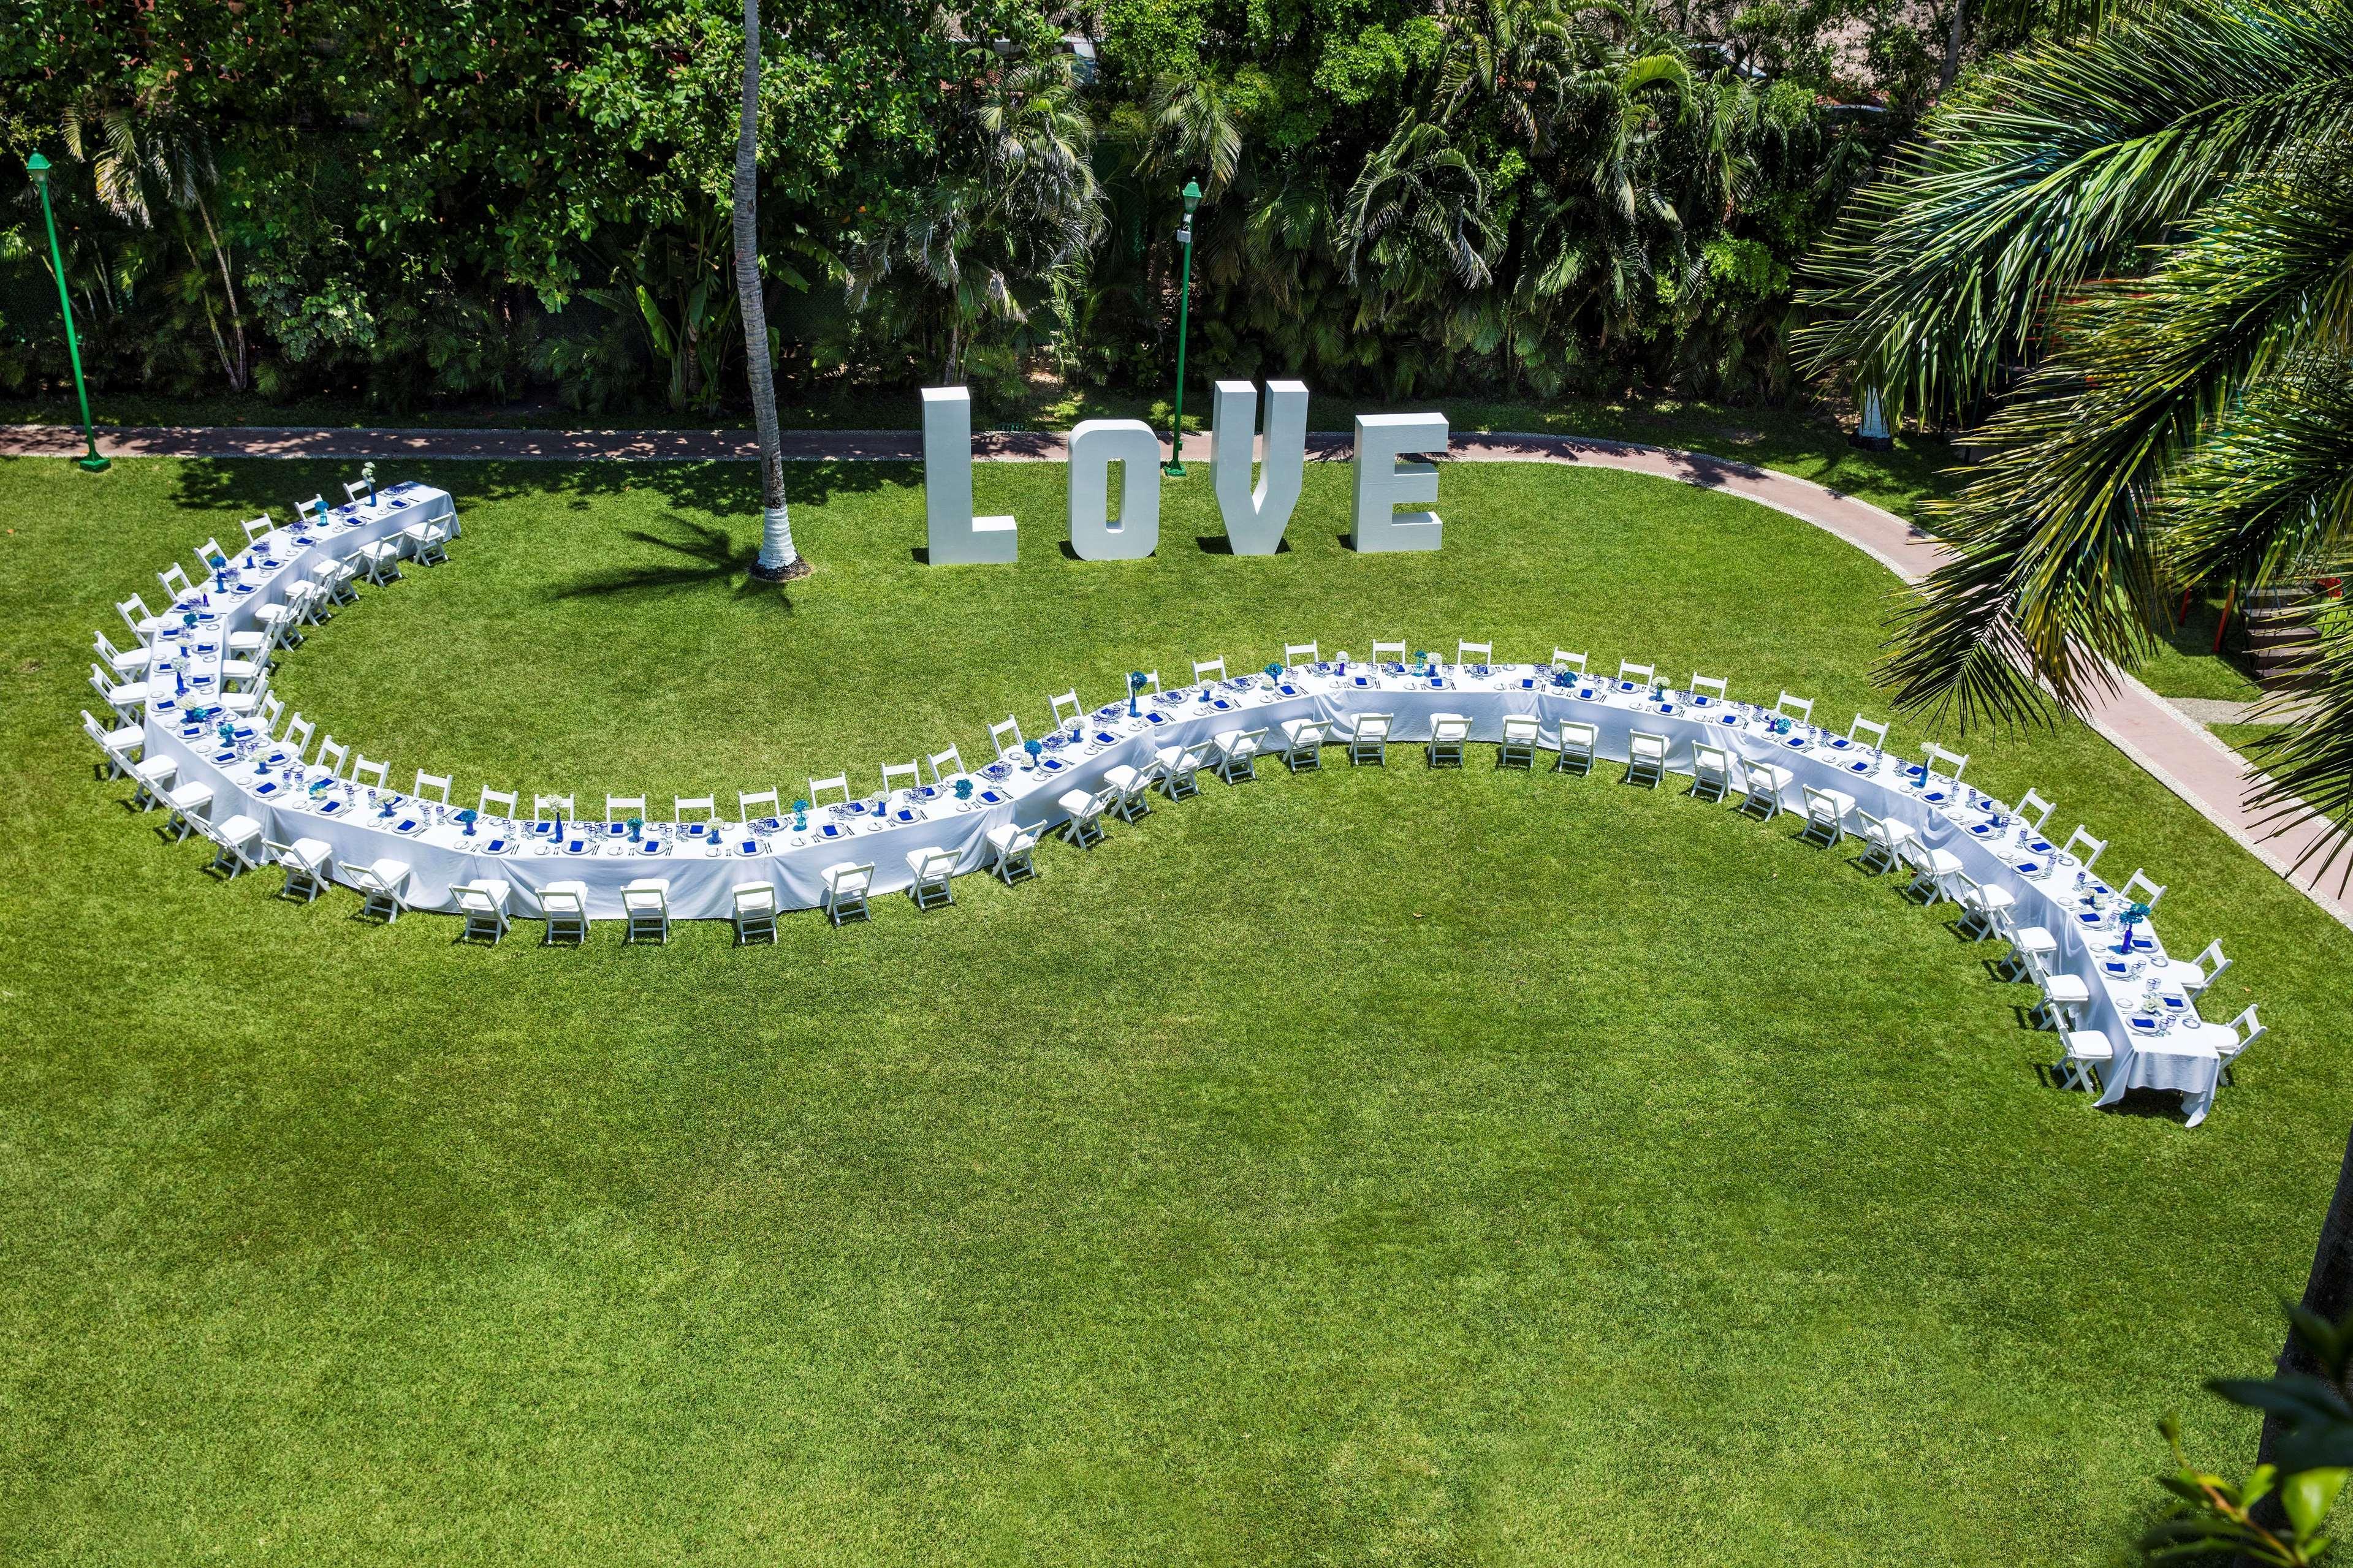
left=737, top=0, right=805, bottom=581
left=1938, top=0, right=1968, bottom=94
left=195, top=198, right=248, bottom=391
left=2261, top=1126, right=2353, bottom=1469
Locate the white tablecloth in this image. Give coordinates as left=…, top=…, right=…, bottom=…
left=137, top=553, right=2222, bottom=1117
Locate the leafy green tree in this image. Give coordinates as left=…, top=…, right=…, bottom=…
left=1798, top=0, right=2353, bottom=860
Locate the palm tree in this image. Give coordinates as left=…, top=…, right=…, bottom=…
left=60, top=96, right=249, bottom=392
left=736, top=0, right=806, bottom=583
left=1798, top=0, right=2353, bottom=871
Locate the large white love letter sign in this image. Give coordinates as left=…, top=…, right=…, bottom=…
left=921, top=387, right=1017, bottom=565
left=1066, top=419, right=1162, bottom=561
left=1210, top=379, right=1308, bottom=555
left=1350, top=412, right=1448, bottom=553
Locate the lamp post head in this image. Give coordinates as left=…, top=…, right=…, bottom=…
left=1181, top=178, right=1203, bottom=216
left=26, top=151, right=50, bottom=190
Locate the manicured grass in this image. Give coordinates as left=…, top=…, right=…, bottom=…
left=2212, top=721, right=2289, bottom=768
left=5, top=454, right=2350, bottom=1566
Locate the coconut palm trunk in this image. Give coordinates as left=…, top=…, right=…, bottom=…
left=737, top=0, right=806, bottom=582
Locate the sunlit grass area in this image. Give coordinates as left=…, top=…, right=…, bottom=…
left=4, top=455, right=2347, bottom=1566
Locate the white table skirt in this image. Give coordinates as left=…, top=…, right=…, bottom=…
left=139, top=565, right=2222, bottom=1113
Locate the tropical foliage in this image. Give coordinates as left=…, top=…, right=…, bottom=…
left=0, top=0, right=1963, bottom=415
left=1799, top=0, right=2353, bottom=862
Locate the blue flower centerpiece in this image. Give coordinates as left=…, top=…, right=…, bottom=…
left=626, top=814, right=644, bottom=843
left=790, top=797, right=809, bottom=830
left=207, top=553, right=230, bottom=591
left=1127, top=670, right=1147, bottom=716
left=1263, top=661, right=1282, bottom=683
left=1413, top=650, right=1431, bottom=675
left=2117, top=900, right=2152, bottom=953
left=1024, top=738, right=1044, bottom=768
left=360, top=461, right=376, bottom=505
left=457, top=807, right=479, bottom=837
left=954, top=778, right=973, bottom=801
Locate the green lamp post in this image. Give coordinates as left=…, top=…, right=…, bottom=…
left=26, top=153, right=108, bottom=473
left=1164, top=178, right=1203, bottom=477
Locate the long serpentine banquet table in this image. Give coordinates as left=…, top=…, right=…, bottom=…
left=131, top=487, right=2230, bottom=1122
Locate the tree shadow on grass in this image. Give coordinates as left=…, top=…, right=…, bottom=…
left=547, top=517, right=795, bottom=610
left=168, top=456, right=899, bottom=520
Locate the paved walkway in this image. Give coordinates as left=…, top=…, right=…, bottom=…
left=12, top=419, right=2344, bottom=925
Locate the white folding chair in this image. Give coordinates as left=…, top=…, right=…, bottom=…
left=1372, top=640, right=1408, bottom=665
left=93, top=627, right=153, bottom=675
left=414, top=770, right=452, bottom=805
left=1625, top=729, right=1669, bottom=787
left=1349, top=713, right=1394, bottom=766
left=402, top=510, right=452, bottom=566
left=1133, top=670, right=1162, bottom=697
left=989, top=717, right=1025, bottom=761
left=806, top=776, right=850, bottom=811
left=1457, top=639, right=1492, bottom=668
left=162, top=780, right=215, bottom=841
left=91, top=663, right=148, bottom=724
left=905, top=847, right=959, bottom=909
left=118, top=594, right=167, bottom=642
left=673, top=795, right=717, bottom=824
left=2159, top=938, right=2229, bottom=999
left=1799, top=784, right=1857, bottom=847
left=1848, top=715, right=1888, bottom=752
left=1948, top=871, right=2015, bottom=941
left=2055, top=1030, right=2112, bottom=1096
left=821, top=862, right=874, bottom=925
left=478, top=786, right=517, bottom=818
left=196, top=536, right=230, bottom=572
left=622, top=878, right=671, bottom=944
left=350, top=754, right=389, bottom=790
left=2016, top=789, right=2056, bottom=833
left=281, top=714, right=316, bottom=762
left=739, top=788, right=780, bottom=823
left=1499, top=714, right=1540, bottom=769
left=353, top=858, right=412, bottom=923
left=241, top=512, right=275, bottom=546
left=1991, top=903, right=2058, bottom=982
left=1690, top=742, right=1732, bottom=802
left=541, top=881, right=590, bottom=944
left=1899, top=839, right=1964, bottom=904
left=1279, top=717, right=1331, bottom=773
left=1617, top=659, right=1655, bottom=686
left=606, top=792, right=647, bottom=822
left=1103, top=759, right=1161, bottom=820
left=343, top=479, right=372, bottom=507
left=1193, top=657, right=1228, bottom=686
left=158, top=563, right=196, bottom=603
left=1155, top=738, right=1213, bottom=798
left=2026, top=946, right=2092, bottom=1032
left=1689, top=673, right=1728, bottom=703
left=1058, top=785, right=1117, bottom=847
left=2059, top=826, right=2106, bottom=870
left=1774, top=691, right=1814, bottom=724
left=1556, top=720, right=1597, bottom=775
left=257, top=692, right=287, bottom=737
left=1049, top=691, right=1084, bottom=732
left=455, top=881, right=513, bottom=945
left=534, top=792, right=576, bottom=824
left=2218, top=1004, right=2265, bottom=1085
left=269, top=836, right=334, bottom=903
left=1853, top=809, right=1916, bottom=875
left=2121, top=869, right=2166, bottom=907
left=1426, top=713, right=1471, bottom=769
left=987, top=822, right=1042, bottom=884
left=356, top=534, right=404, bottom=585
left=1283, top=642, right=1319, bottom=668
left=880, top=762, right=921, bottom=797
left=1738, top=758, right=1793, bottom=819
left=1214, top=726, right=1268, bottom=782
left=731, top=881, right=780, bottom=944
left=1552, top=650, right=1587, bottom=676
left=927, top=746, right=967, bottom=784
left=202, top=812, right=268, bottom=879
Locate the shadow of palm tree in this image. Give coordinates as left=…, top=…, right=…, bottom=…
left=550, top=517, right=794, bottom=609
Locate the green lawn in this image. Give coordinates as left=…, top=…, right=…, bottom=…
left=5, top=455, right=2349, bottom=1566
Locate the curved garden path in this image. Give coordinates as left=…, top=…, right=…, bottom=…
left=9, top=419, right=2344, bottom=926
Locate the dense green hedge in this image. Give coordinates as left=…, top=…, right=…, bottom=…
left=0, top=0, right=1962, bottom=417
